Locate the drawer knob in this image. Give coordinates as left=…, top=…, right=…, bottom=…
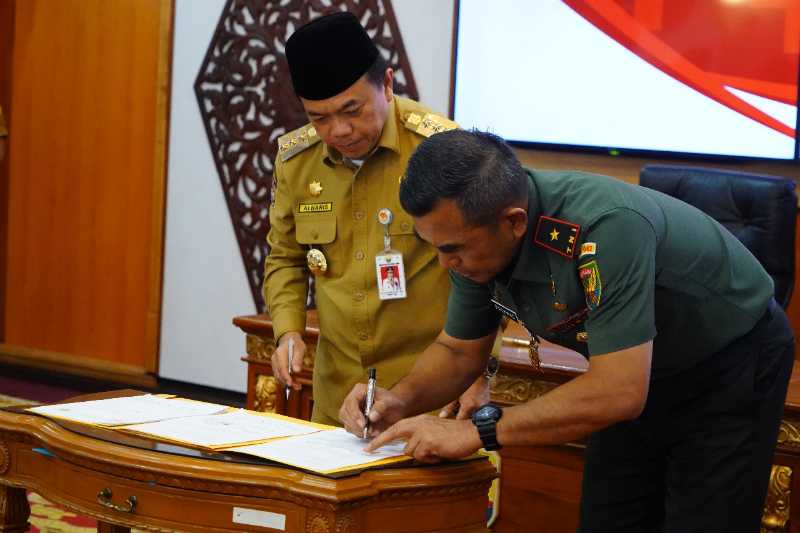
left=97, top=488, right=137, bottom=513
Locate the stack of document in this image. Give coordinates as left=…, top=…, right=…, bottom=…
left=27, top=395, right=410, bottom=475
left=27, top=394, right=227, bottom=426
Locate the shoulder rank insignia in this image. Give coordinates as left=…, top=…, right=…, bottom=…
left=534, top=216, right=581, bottom=258
left=403, top=112, right=458, bottom=138
left=578, top=260, right=602, bottom=310
left=277, top=124, right=321, bottom=162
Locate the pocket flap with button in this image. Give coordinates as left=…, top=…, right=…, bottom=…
left=388, top=215, right=415, bottom=236
left=296, top=213, right=337, bottom=244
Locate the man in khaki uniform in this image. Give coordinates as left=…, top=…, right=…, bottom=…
left=263, top=12, right=487, bottom=425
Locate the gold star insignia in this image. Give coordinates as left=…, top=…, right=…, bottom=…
left=550, top=228, right=560, bottom=241
left=308, top=180, right=323, bottom=196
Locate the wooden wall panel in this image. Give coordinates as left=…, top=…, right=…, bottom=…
left=3, top=0, right=170, bottom=375
left=0, top=0, right=14, bottom=341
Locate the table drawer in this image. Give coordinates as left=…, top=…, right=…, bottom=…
left=16, top=447, right=305, bottom=532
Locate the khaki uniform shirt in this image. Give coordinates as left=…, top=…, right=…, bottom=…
left=446, top=169, right=773, bottom=379
left=264, top=96, right=457, bottom=424
left=0, top=106, right=7, bottom=137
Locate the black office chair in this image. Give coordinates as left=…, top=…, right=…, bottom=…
left=639, top=164, right=797, bottom=308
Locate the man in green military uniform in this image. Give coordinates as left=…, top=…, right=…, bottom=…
left=264, top=12, right=487, bottom=425
left=341, top=130, right=795, bottom=532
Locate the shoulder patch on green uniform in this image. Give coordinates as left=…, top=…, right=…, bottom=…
left=402, top=112, right=458, bottom=137
left=578, top=260, right=602, bottom=310
left=277, top=124, right=321, bottom=162
left=534, top=216, right=581, bottom=258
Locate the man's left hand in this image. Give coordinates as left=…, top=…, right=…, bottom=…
left=365, top=414, right=482, bottom=463
left=439, top=373, right=490, bottom=420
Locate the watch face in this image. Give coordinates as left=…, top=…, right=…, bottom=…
left=474, top=404, right=502, bottom=423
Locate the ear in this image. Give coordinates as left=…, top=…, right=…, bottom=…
left=383, top=68, right=394, bottom=102
left=504, top=207, right=528, bottom=238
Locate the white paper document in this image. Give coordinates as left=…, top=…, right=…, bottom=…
left=121, top=409, right=321, bottom=448
left=27, top=395, right=227, bottom=426
left=227, top=428, right=409, bottom=474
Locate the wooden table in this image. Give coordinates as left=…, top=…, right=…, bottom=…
left=0, top=391, right=496, bottom=533
left=235, top=312, right=800, bottom=532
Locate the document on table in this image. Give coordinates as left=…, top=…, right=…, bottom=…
left=27, top=394, right=227, bottom=426
left=120, top=409, right=326, bottom=448
left=224, top=427, right=411, bottom=474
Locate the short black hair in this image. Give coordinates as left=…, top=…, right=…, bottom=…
left=400, top=129, right=529, bottom=226
left=365, top=54, right=389, bottom=88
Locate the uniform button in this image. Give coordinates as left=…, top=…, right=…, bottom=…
left=355, top=250, right=365, bottom=260
left=354, top=211, right=364, bottom=220
left=401, top=221, right=411, bottom=231
left=354, top=292, right=365, bottom=301
left=311, top=230, right=319, bottom=239
left=358, top=332, right=368, bottom=341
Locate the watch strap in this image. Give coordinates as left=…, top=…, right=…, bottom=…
left=476, top=420, right=502, bottom=451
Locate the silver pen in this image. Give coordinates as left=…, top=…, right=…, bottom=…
left=363, top=367, right=377, bottom=439
left=285, top=337, right=295, bottom=401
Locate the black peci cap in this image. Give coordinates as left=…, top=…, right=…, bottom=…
left=285, top=12, right=380, bottom=100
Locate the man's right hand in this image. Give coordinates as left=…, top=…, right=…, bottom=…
left=339, top=383, right=408, bottom=439
left=272, top=332, right=305, bottom=390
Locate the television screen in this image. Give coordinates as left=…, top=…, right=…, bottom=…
left=453, top=0, right=799, bottom=160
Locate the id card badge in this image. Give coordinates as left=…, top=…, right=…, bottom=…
left=376, top=251, right=407, bottom=300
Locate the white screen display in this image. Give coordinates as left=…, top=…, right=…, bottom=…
left=453, top=0, right=798, bottom=160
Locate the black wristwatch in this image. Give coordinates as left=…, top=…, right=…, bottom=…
left=472, top=403, right=503, bottom=451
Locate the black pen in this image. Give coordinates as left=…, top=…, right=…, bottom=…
left=363, top=368, right=376, bottom=439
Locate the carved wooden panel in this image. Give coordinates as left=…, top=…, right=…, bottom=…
left=195, top=0, right=418, bottom=311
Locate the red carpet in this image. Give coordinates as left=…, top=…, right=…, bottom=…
left=27, top=492, right=97, bottom=532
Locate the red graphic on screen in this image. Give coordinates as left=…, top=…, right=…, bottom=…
left=563, top=0, right=799, bottom=139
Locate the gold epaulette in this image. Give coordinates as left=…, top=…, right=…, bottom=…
left=277, top=124, right=321, bottom=162
left=402, top=112, right=458, bottom=137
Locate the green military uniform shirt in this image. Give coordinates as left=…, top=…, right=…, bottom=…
left=445, top=168, right=774, bottom=379
left=0, top=106, right=7, bottom=137
left=264, top=96, right=457, bottom=424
